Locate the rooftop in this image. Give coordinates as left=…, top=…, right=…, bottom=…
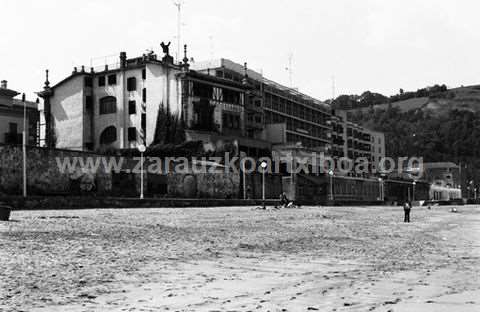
left=191, top=58, right=330, bottom=111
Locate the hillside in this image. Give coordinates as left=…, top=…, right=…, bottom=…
left=346, top=85, right=480, bottom=116
left=349, top=103, right=480, bottom=187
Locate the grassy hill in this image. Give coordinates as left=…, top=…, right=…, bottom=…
left=346, top=85, right=480, bottom=116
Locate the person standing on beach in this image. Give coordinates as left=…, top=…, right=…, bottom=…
left=403, top=201, right=411, bottom=223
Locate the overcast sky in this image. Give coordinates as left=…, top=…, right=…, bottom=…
left=2, top=0, right=480, bottom=101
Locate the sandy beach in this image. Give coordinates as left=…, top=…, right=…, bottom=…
left=1, top=205, right=479, bottom=311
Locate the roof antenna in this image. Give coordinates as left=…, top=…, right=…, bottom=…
left=331, top=75, right=336, bottom=102
left=173, top=0, right=184, bottom=62
left=209, top=35, right=214, bottom=60
left=285, top=53, right=293, bottom=87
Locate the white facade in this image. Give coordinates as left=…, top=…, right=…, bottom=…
left=48, top=56, right=183, bottom=151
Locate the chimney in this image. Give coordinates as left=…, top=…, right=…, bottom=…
left=1, top=80, right=7, bottom=89
left=120, top=52, right=127, bottom=69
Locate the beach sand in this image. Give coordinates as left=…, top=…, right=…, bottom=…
left=1, top=205, right=479, bottom=311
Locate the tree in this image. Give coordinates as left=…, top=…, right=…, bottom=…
left=152, top=104, right=185, bottom=145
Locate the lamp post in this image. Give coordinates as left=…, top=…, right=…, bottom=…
left=137, top=144, right=146, bottom=199
left=260, top=161, right=268, bottom=209
left=240, top=152, right=247, bottom=200
left=378, top=177, right=383, bottom=202
left=328, top=170, right=334, bottom=202
left=22, top=93, right=27, bottom=198
left=412, top=180, right=416, bottom=202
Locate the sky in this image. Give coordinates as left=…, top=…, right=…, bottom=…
left=2, top=0, right=480, bottom=102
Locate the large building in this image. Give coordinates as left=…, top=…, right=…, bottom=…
left=0, top=80, right=39, bottom=146
left=40, top=49, right=333, bottom=157
left=331, top=109, right=385, bottom=174
left=191, top=59, right=332, bottom=151
left=38, top=50, right=183, bottom=151
left=38, top=45, right=385, bottom=176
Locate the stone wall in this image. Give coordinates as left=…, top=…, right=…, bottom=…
left=165, top=171, right=240, bottom=199
left=0, top=144, right=241, bottom=199
left=0, top=144, right=112, bottom=195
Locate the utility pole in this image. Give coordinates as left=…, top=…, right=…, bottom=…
left=173, top=0, right=183, bottom=62
left=22, top=93, right=27, bottom=198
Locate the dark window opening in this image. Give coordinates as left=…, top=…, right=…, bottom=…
left=192, top=99, right=215, bottom=131
left=192, top=82, right=213, bottom=98
left=223, top=88, right=240, bottom=105
left=141, top=113, right=146, bottom=132
left=99, top=96, right=117, bottom=115
left=127, top=77, right=137, bottom=91
left=142, top=88, right=146, bottom=102
left=9, top=123, right=17, bottom=134
left=86, top=96, right=93, bottom=110
left=128, top=100, right=136, bottom=114
left=128, top=127, right=137, bottom=141
left=98, top=76, right=105, bottom=86
left=84, top=76, right=93, bottom=87
left=222, top=112, right=240, bottom=129
left=85, top=142, right=94, bottom=150
left=99, top=126, right=117, bottom=145
left=107, top=74, right=117, bottom=85
left=142, top=69, right=146, bottom=80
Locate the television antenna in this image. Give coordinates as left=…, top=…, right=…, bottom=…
left=285, top=53, right=293, bottom=87
left=331, top=75, right=336, bottom=102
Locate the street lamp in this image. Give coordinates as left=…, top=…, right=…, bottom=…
left=328, top=169, right=334, bottom=202
left=378, top=177, right=383, bottom=202
left=260, top=161, right=268, bottom=209
left=412, top=180, right=416, bottom=202
left=137, top=144, right=146, bottom=199
left=22, top=93, right=27, bottom=198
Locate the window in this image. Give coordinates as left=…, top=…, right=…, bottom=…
left=9, top=123, right=17, bottom=134
left=84, top=76, right=93, bottom=87
left=98, top=76, right=105, bottom=86
left=142, top=88, right=146, bottom=103
left=107, top=74, right=117, bottom=85
left=128, top=127, right=137, bottom=141
left=128, top=100, right=136, bottom=114
left=142, top=69, right=146, bottom=80
left=99, top=96, right=117, bottom=115
left=223, top=88, right=240, bottom=105
left=99, top=126, right=117, bottom=144
left=141, top=113, right=146, bottom=132
left=127, top=77, right=137, bottom=91
left=222, top=112, right=240, bottom=129
left=85, top=142, right=94, bottom=150
left=86, top=96, right=93, bottom=110
left=192, top=82, right=213, bottom=98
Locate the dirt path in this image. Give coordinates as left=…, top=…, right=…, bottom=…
left=1, top=205, right=479, bottom=311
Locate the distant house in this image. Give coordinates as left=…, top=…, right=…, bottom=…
left=0, top=80, right=39, bottom=145
left=407, top=162, right=462, bottom=200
